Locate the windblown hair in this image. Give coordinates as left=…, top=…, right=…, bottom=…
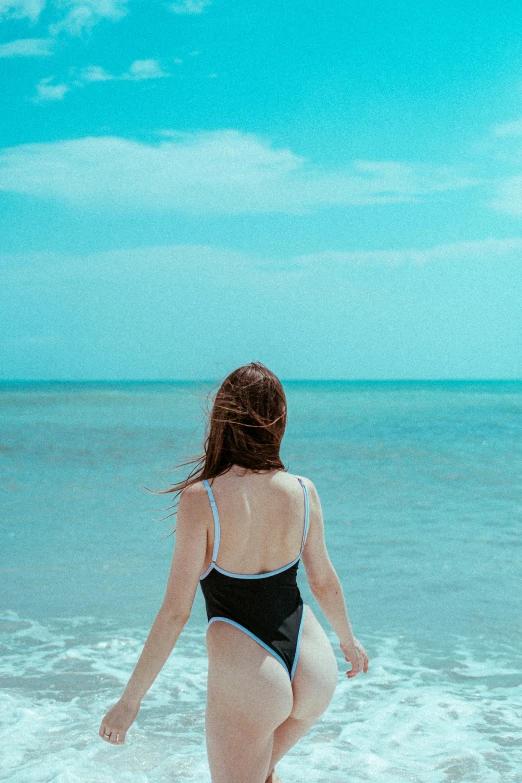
left=145, top=362, right=288, bottom=536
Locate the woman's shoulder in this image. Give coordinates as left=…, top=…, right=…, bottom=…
left=179, top=479, right=210, bottom=501
left=290, top=474, right=320, bottom=509
left=290, top=472, right=315, bottom=491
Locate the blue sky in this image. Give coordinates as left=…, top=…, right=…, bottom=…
left=1, top=0, right=522, bottom=380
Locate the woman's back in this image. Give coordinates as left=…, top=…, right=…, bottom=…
left=198, top=466, right=309, bottom=577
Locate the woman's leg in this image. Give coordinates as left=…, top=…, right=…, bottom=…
left=264, top=715, right=322, bottom=781
left=266, top=604, right=339, bottom=780
left=205, top=620, right=294, bottom=783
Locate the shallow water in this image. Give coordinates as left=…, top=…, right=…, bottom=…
left=1, top=381, right=521, bottom=782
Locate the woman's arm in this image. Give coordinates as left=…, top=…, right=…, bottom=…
left=301, top=478, right=369, bottom=678
left=300, top=479, right=355, bottom=644
left=99, top=483, right=208, bottom=743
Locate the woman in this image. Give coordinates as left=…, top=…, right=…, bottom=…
left=99, top=362, right=369, bottom=782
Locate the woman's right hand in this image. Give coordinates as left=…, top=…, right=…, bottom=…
left=340, top=637, right=369, bottom=678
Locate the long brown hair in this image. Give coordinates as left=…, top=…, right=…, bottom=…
left=145, top=362, right=288, bottom=536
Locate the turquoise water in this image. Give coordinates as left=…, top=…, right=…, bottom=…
left=1, top=381, right=521, bottom=782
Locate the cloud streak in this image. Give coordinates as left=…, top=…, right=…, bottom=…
left=3, top=236, right=519, bottom=289
left=74, top=57, right=171, bottom=83
left=31, top=58, right=171, bottom=101
left=166, top=0, right=211, bottom=14
left=48, top=0, right=129, bottom=37
left=0, top=0, right=130, bottom=39
left=486, top=114, right=522, bottom=215
left=289, top=236, right=522, bottom=270
left=0, top=36, right=54, bottom=56
left=0, top=0, right=45, bottom=23
left=33, top=75, right=69, bottom=101
left=0, top=129, right=480, bottom=214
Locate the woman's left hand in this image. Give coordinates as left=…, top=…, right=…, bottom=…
left=99, top=696, right=140, bottom=744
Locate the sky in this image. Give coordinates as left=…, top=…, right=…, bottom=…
left=1, top=0, right=522, bottom=380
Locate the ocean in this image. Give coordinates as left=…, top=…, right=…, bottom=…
left=1, top=380, right=521, bottom=782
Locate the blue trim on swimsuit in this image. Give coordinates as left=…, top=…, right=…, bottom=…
left=208, top=616, right=289, bottom=672
left=290, top=603, right=306, bottom=682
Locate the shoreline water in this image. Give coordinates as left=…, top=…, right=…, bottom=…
left=1, top=381, right=521, bottom=781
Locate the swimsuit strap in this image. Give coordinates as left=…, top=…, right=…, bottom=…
left=202, top=479, right=220, bottom=563
left=295, top=476, right=310, bottom=555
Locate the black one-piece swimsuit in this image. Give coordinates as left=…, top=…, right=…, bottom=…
left=199, top=474, right=310, bottom=682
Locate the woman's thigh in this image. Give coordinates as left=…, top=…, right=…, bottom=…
left=290, top=603, right=339, bottom=721
left=205, top=621, right=294, bottom=781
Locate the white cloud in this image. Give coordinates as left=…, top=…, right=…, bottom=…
left=45, top=58, right=170, bottom=95
left=32, top=75, right=69, bottom=101
left=2, top=237, right=521, bottom=294
left=489, top=175, right=522, bottom=216
left=0, top=0, right=45, bottom=22
left=0, top=129, right=480, bottom=214
left=75, top=64, right=114, bottom=82
left=492, top=118, right=522, bottom=137
left=48, top=0, right=129, bottom=36
left=0, top=0, right=129, bottom=39
left=289, top=236, right=522, bottom=270
left=1, top=335, right=63, bottom=345
left=0, top=37, right=54, bottom=56
left=166, top=0, right=211, bottom=14
left=123, top=58, right=170, bottom=80
left=485, top=114, right=522, bottom=215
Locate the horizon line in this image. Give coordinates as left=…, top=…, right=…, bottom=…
left=1, top=378, right=521, bottom=384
